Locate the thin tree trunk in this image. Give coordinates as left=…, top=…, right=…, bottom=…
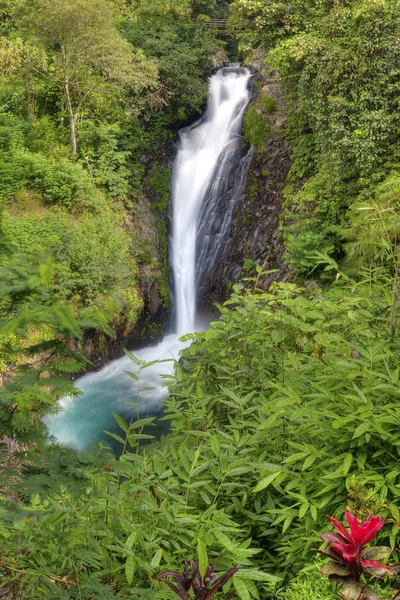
left=64, top=77, right=77, bottom=155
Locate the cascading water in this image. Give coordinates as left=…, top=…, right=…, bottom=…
left=45, top=66, right=252, bottom=451
left=172, top=66, right=252, bottom=334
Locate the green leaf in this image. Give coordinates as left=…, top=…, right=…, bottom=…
left=282, top=515, right=294, bottom=533
left=221, top=387, right=240, bottom=402
left=124, top=349, right=140, bottom=365
left=252, top=471, right=282, bottom=493
left=352, top=422, right=370, bottom=439
left=342, top=453, right=353, bottom=475
left=126, top=532, right=137, bottom=550
left=236, top=569, right=281, bottom=582
left=125, top=555, right=136, bottom=585
left=190, top=447, right=202, bottom=473
left=150, top=548, right=163, bottom=568
left=233, top=577, right=251, bottom=600
left=302, top=454, right=317, bottom=470
left=113, top=412, right=128, bottom=433
left=299, top=500, right=309, bottom=519
left=210, top=434, right=220, bottom=457
left=124, top=370, right=139, bottom=381
left=213, top=530, right=237, bottom=552
left=197, top=538, right=208, bottom=579
left=103, top=431, right=125, bottom=445
left=361, top=546, right=392, bottom=562
left=128, top=417, right=156, bottom=430
left=310, top=504, right=318, bottom=522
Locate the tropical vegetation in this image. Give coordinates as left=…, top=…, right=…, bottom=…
left=2, top=0, right=400, bottom=599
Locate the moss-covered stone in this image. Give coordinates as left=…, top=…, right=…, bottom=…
left=243, top=105, right=272, bottom=152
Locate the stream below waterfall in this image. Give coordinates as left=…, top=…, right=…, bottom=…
left=45, top=66, right=252, bottom=452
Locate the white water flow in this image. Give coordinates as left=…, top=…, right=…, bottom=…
left=173, top=67, right=252, bottom=334
left=45, top=67, right=252, bottom=451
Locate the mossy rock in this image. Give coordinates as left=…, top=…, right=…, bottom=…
left=243, top=105, right=272, bottom=152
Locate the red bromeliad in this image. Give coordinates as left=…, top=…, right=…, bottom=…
left=319, top=511, right=396, bottom=600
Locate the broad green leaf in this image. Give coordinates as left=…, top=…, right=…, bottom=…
left=310, top=504, right=318, bottom=522
left=352, top=422, right=370, bottom=439
left=213, top=530, right=237, bottom=552
left=210, top=434, right=220, bottom=457
left=126, top=532, right=137, bottom=549
left=221, top=387, right=240, bottom=402
left=113, top=413, right=128, bottom=433
left=302, top=454, right=317, bottom=470
left=299, top=500, right=309, bottom=519
left=190, top=447, right=202, bottom=473
left=124, top=349, right=140, bottom=365
left=124, top=370, right=139, bottom=381
left=233, top=576, right=251, bottom=600
left=128, top=417, right=156, bottom=430
left=253, top=471, right=282, bottom=493
left=150, top=548, right=163, bottom=568
left=103, top=431, right=125, bottom=445
left=236, top=569, right=281, bottom=582
left=361, top=546, right=392, bottom=561
left=197, top=538, right=208, bottom=579
left=342, top=453, right=353, bottom=475
left=282, top=515, right=294, bottom=533
left=125, top=555, right=136, bottom=585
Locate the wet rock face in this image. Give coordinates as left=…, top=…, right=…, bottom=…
left=81, top=168, right=171, bottom=370
left=197, top=64, right=293, bottom=310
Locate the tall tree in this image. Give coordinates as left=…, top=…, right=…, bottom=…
left=16, top=0, right=158, bottom=154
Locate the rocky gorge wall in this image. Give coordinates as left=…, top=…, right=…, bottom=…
left=198, top=55, right=293, bottom=311
left=83, top=55, right=293, bottom=368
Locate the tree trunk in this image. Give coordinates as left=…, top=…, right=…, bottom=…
left=64, top=77, right=77, bottom=155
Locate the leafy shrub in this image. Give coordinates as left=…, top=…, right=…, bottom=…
left=3, top=278, right=400, bottom=597
left=243, top=105, right=271, bottom=152
left=282, top=564, right=337, bottom=600
left=77, top=121, right=132, bottom=199
left=242, top=258, right=254, bottom=272
left=282, top=169, right=346, bottom=277
left=258, top=0, right=400, bottom=278
left=288, top=133, right=320, bottom=180
left=2, top=205, right=142, bottom=321
left=259, top=92, right=277, bottom=115
left=0, top=148, right=95, bottom=208
left=27, top=116, right=60, bottom=154
left=0, top=112, right=27, bottom=150
left=123, top=12, right=213, bottom=127
left=148, top=166, right=172, bottom=214
left=0, top=332, right=19, bottom=373
left=164, top=281, right=400, bottom=576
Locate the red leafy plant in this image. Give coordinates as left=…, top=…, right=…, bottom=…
left=157, top=560, right=241, bottom=599
left=318, top=510, right=396, bottom=599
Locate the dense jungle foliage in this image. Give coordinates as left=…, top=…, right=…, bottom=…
left=2, top=0, right=400, bottom=599
left=0, top=0, right=220, bottom=371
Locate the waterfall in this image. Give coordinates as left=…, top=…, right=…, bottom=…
left=172, top=66, right=252, bottom=334
left=45, top=66, right=252, bottom=451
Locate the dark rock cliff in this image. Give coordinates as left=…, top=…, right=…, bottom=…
left=198, top=56, right=293, bottom=310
